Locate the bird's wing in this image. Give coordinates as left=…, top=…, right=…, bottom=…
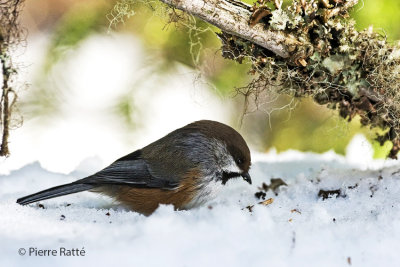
left=80, top=150, right=180, bottom=189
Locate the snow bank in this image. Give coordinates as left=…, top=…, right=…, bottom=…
left=1, top=145, right=400, bottom=267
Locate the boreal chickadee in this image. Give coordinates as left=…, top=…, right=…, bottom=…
left=17, top=120, right=251, bottom=215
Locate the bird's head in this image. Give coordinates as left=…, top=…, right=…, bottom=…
left=183, top=120, right=252, bottom=185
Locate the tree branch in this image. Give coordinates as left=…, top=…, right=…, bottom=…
left=109, top=0, right=400, bottom=158
left=0, top=0, right=24, bottom=157
left=151, top=0, right=400, bottom=158
left=159, top=0, right=298, bottom=58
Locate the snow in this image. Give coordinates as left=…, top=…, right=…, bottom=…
left=2, top=138, right=400, bottom=267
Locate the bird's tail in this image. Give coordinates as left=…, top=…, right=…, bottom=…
left=16, top=182, right=95, bottom=205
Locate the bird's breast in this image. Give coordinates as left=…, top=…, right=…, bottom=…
left=97, top=170, right=221, bottom=215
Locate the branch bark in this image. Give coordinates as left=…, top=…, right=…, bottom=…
left=159, top=0, right=296, bottom=58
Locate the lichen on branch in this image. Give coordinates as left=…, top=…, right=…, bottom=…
left=0, top=0, right=24, bottom=157
left=152, top=0, right=400, bottom=159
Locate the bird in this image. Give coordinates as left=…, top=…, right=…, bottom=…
left=17, top=120, right=252, bottom=215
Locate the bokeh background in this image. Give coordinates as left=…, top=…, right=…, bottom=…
left=2, top=0, right=399, bottom=173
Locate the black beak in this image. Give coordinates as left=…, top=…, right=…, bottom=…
left=241, top=172, right=252, bottom=185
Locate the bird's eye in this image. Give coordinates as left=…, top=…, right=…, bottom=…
left=237, top=158, right=243, bottom=164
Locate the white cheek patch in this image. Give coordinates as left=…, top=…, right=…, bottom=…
left=183, top=140, right=242, bottom=209
left=223, top=156, right=241, bottom=173
left=212, top=139, right=241, bottom=173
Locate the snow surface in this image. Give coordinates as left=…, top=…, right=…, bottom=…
left=2, top=135, right=400, bottom=267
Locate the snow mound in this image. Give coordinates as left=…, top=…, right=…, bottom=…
left=1, top=150, right=400, bottom=267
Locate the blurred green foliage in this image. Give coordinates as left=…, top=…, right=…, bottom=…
left=352, top=0, right=400, bottom=40
left=24, top=0, right=113, bottom=119
left=44, top=1, right=110, bottom=73
left=30, top=0, right=400, bottom=157
left=242, top=97, right=393, bottom=157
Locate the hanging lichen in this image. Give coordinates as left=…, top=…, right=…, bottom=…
left=0, top=0, right=24, bottom=157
